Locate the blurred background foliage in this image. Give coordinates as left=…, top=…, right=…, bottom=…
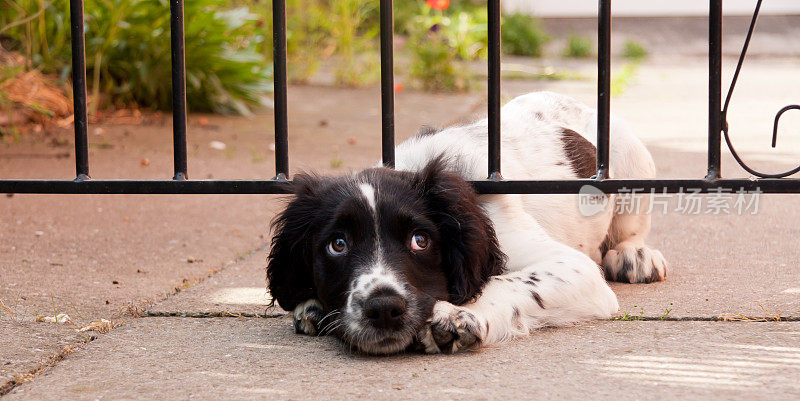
left=1, top=0, right=552, bottom=116
left=2, top=0, right=273, bottom=115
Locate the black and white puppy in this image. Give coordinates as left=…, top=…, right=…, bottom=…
left=267, top=92, right=667, bottom=355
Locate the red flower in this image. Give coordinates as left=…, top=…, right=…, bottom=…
left=426, top=0, right=450, bottom=11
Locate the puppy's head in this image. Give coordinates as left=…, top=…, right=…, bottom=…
left=266, top=159, right=505, bottom=354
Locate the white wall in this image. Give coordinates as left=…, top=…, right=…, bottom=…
left=504, top=0, right=800, bottom=17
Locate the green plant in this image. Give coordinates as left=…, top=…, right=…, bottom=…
left=501, top=13, right=549, bottom=57
left=563, top=35, right=592, bottom=58
left=393, top=0, right=487, bottom=33
left=408, top=33, right=466, bottom=91
left=623, top=40, right=648, bottom=61
left=610, top=62, right=640, bottom=97
left=446, top=8, right=489, bottom=61
left=660, top=303, right=673, bottom=320
left=247, top=0, right=380, bottom=86
left=2, top=0, right=272, bottom=114
left=613, top=305, right=645, bottom=321
left=405, top=2, right=487, bottom=91
left=393, top=1, right=426, bottom=35
left=328, top=0, right=380, bottom=86
left=1, top=0, right=71, bottom=74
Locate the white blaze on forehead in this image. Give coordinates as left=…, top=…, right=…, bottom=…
left=346, top=182, right=406, bottom=314
left=358, top=183, right=377, bottom=214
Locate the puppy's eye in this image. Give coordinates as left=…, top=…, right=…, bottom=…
left=410, top=232, right=430, bottom=251
left=327, top=237, right=348, bottom=256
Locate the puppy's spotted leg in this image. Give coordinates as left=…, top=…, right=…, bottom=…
left=293, top=299, right=324, bottom=335
left=417, top=242, right=619, bottom=354
left=472, top=247, right=618, bottom=345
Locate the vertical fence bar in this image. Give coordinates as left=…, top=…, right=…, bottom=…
left=169, top=0, right=188, bottom=180
left=596, top=0, right=611, bottom=179
left=380, top=0, right=395, bottom=167
left=707, top=0, right=723, bottom=179
left=487, top=0, right=502, bottom=180
left=273, top=0, right=289, bottom=179
left=69, top=0, right=89, bottom=180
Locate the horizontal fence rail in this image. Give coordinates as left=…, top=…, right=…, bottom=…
left=4, top=179, right=800, bottom=195
left=0, top=0, right=798, bottom=195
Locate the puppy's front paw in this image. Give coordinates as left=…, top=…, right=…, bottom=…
left=417, top=301, right=484, bottom=354
left=293, top=299, right=324, bottom=335
left=603, top=244, right=667, bottom=284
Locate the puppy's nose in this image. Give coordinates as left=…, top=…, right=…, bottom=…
left=363, top=294, right=406, bottom=330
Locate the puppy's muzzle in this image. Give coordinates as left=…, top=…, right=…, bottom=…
left=363, top=289, right=407, bottom=330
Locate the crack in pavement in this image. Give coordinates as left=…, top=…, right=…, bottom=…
left=0, top=336, right=96, bottom=397
left=0, top=243, right=271, bottom=397
left=145, top=311, right=286, bottom=318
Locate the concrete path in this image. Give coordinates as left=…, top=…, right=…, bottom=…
left=3, top=53, right=800, bottom=399
left=5, top=316, right=800, bottom=401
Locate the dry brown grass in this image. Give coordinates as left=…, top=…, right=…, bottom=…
left=718, top=301, right=783, bottom=322
left=1, top=50, right=72, bottom=125
left=1, top=70, right=72, bottom=117
left=77, top=319, right=122, bottom=334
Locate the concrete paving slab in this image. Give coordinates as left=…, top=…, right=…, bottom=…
left=148, top=252, right=279, bottom=318
left=0, top=322, right=90, bottom=393
left=613, top=147, right=800, bottom=319
left=5, top=317, right=800, bottom=400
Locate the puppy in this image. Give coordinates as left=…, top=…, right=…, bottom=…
left=267, top=91, right=667, bottom=354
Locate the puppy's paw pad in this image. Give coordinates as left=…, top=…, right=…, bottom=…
left=418, top=302, right=483, bottom=354
left=603, top=244, right=667, bottom=284
left=293, top=299, right=323, bottom=335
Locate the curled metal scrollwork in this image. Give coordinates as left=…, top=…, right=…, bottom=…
left=721, top=0, right=800, bottom=178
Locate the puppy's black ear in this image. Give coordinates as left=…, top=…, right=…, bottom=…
left=415, top=157, right=506, bottom=305
left=267, top=174, right=325, bottom=311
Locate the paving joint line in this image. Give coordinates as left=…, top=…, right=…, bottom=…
left=145, top=311, right=287, bottom=318
left=0, top=244, right=271, bottom=397
left=614, top=316, right=799, bottom=322
left=141, top=313, right=798, bottom=322
left=0, top=334, right=97, bottom=397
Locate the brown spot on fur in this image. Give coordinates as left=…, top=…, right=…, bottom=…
left=530, top=290, right=545, bottom=309
left=416, top=125, right=439, bottom=137
left=559, top=128, right=596, bottom=178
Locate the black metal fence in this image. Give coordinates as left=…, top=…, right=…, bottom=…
left=1, top=0, right=798, bottom=195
